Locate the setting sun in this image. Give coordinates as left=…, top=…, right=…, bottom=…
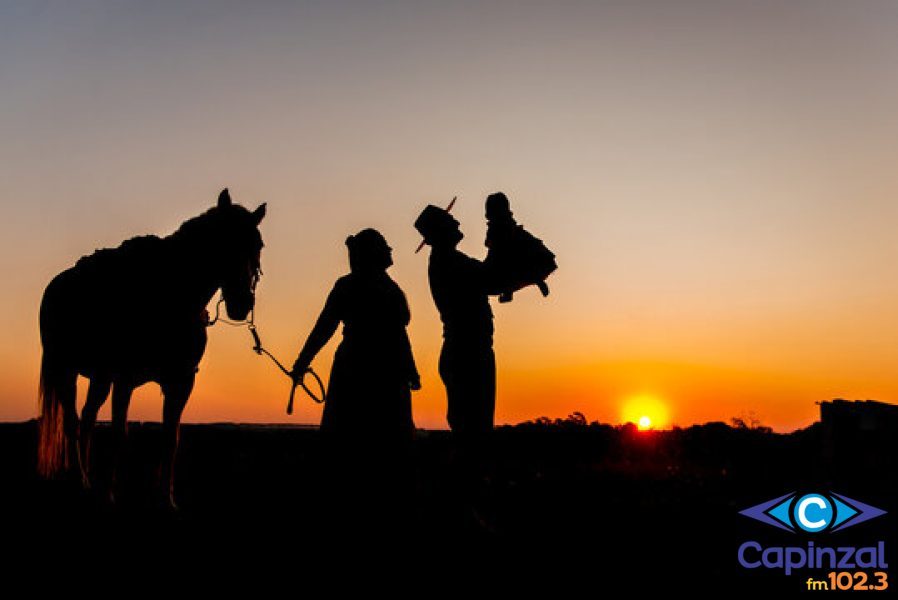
left=622, top=394, right=670, bottom=430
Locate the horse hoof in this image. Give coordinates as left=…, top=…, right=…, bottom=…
left=65, top=468, right=91, bottom=492
left=465, top=505, right=497, bottom=535
left=156, top=493, right=179, bottom=513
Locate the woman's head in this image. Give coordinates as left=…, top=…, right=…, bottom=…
left=346, top=228, right=393, bottom=273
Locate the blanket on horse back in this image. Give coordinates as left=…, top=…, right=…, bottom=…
left=74, top=235, right=167, bottom=283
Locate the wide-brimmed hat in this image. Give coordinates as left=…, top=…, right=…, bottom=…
left=414, top=204, right=458, bottom=247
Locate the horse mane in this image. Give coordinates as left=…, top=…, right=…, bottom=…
left=170, top=204, right=254, bottom=243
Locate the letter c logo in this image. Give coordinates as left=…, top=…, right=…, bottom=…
left=794, top=494, right=832, bottom=532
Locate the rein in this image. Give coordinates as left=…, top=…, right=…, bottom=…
left=207, top=293, right=326, bottom=414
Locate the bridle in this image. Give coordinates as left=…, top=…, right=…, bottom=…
left=207, top=263, right=326, bottom=413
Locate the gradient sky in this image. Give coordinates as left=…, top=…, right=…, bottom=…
left=2, top=1, right=897, bottom=431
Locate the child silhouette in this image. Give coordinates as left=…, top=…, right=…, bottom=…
left=483, top=192, right=557, bottom=303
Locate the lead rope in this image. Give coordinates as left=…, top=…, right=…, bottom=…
left=207, top=293, right=326, bottom=414
left=247, top=320, right=326, bottom=414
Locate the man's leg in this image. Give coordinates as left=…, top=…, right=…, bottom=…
left=441, top=342, right=497, bottom=530
left=479, top=345, right=496, bottom=433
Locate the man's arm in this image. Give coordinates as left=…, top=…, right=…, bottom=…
left=467, top=253, right=505, bottom=296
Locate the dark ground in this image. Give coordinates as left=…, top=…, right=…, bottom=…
left=0, top=416, right=894, bottom=593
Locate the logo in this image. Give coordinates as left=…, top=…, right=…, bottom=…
left=740, top=491, right=887, bottom=533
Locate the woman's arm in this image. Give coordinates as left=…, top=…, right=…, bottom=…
left=400, top=328, right=421, bottom=390
left=292, top=282, right=342, bottom=375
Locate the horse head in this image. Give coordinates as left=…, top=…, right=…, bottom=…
left=212, top=188, right=266, bottom=321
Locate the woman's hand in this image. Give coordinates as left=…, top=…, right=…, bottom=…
left=291, top=358, right=311, bottom=384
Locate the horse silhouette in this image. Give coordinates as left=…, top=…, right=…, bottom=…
left=37, top=188, right=266, bottom=508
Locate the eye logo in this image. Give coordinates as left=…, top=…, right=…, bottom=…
left=739, top=492, right=886, bottom=533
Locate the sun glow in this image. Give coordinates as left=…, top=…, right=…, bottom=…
left=622, top=394, right=670, bottom=430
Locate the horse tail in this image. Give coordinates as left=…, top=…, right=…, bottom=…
left=37, top=352, right=69, bottom=478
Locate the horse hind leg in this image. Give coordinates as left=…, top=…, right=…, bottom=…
left=109, top=381, right=134, bottom=504
left=56, top=372, right=88, bottom=488
left=80, top=377, right=111, bottom=486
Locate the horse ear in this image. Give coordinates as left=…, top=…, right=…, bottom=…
left=252, top=203, right=267, bottom=224
left=218, top=188, right=232, bottom=208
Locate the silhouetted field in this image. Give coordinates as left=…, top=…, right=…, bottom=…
left=1, top=416, right=894, bottom=590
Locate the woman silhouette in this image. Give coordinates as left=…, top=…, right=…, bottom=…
left=292, top=229, right=420, bottom=443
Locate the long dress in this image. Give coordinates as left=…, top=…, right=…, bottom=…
left=296, top=270, right=418, bottom=443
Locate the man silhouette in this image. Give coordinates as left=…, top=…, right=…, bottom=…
left=415, top=205, right=501, bottom=519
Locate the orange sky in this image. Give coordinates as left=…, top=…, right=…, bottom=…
left=2, top=2, right=898, bottom=431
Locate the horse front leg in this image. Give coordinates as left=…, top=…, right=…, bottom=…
left=159, top=373, right=195, bottom=511
left=109, top=381, right=134, bottom=504
left=80, top=377, right=111, bottom=486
